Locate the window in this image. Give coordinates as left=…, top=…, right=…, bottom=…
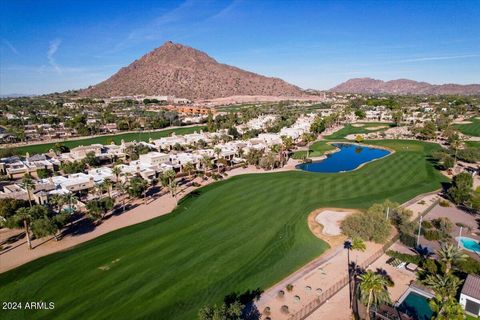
left=466, top=299, right=480, bottom=315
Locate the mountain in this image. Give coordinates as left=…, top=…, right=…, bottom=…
left=330, top=78, right=480, bottom=95
left=80, top=41, right=304, bottom=100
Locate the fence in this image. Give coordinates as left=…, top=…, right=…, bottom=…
left=287, top=198, right=440, bottom=320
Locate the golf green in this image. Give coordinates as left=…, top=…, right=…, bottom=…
left=7, top=126, right=206, bottom=155
left=0, top=140, right=447, bottom=320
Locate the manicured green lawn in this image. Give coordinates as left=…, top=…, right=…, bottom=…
left=292, top=140, right=336, bottom=159
left=0, top=140, right=447, bottom=320
left=8, top=126, right=206, bottom=155
left=455, top=117, right=480, bottom=137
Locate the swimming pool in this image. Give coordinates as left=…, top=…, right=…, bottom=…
left=457, top=236, right=480, bottom=253
left=295, top=143, right=391, bottom=173
left=397, top=292, right=433, bottom=320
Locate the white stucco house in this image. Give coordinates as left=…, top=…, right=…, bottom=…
left=460, top=274, right=480, bottom=317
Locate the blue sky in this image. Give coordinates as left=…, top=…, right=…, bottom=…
left=1, top=0, right=480, bottom=94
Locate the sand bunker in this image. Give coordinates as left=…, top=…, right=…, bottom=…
left=315, top=210, right=350, bottom=236
left=351, top=124, right=365, bottom=127
left=308, top=208, right=360, bottom=247
left=365, top=125, right=388, bottom=131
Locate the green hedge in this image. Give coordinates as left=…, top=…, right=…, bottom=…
left=386, top=250, right=422, bottom=265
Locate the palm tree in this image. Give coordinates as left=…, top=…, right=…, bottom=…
left=201, top=156, right=212, bottom=178
left=63, top=193, right=78, bottom=215
left=183, top=162, right=195, bottom=181
left=425, top=271, right=465, bottom=319
left=102, top=179, right=113, bottom=198
left=21, top=175, right=35, bottom=207
left=14, top=207, right=33, bottom=249
left=437, top=242, right=467, bottom=273
left=345, top=238, right=366, bottom=307
left=162, top=169, right=177, bottom=198
left=357, top=270, right=391, bottom=320
left=214, top=148, right=222, bottom=173
left=118, top=181, right=129, bottom=212
left=112, top=165, right=121, bottom=184
left=49, top=194, right=65, bottom=214
left=301, top=132, right=315, bottom=159
left=423, top=273, right=463, bottom=298
left=429, top=294, right=464, bottom=320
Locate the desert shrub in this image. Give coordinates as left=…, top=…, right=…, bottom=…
left=399, top=232, right=417, bottom=247
left=341, top=212, right=390, bottom=243
left=277, top=290, right=285, bottom=298
left=386, top=250, right=422, bottom=265
left=280, top=305, right=289, bottom=314
left=455, top=256, right=480, bottom=275
left=423, top=229, right=441, bottom=241
left=456, top=148, right=480, bottom=163
left=286, top=284, right=294, bottom=292
left=422, top=220, right=433, bottom=229
left=263, top=307, right=271, bottom=315
left=417, top=200, right=426, bottom=205
left=432, top=217, right=453, bottom=235
left=439, top=200, right=450, bottom=207
left=341, top=201, right=396, bottom=243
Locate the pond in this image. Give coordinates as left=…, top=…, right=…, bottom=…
left=296, top=143, right=391, bottom=173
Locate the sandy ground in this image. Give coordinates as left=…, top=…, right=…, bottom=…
left=315, top=210, right=351, bottom=236
left=453, top=120, right=473, bottom=124
left=305, top=253, right=416, bottom=320
left=308, top=208, right=359, bottom=248
left=351, top=124, right=365, bottom=127
left=197, top=95, right=324, bottom=106
left=365, top=125, right=388, bottom=131
left=0, top=164, right=295, bottom=272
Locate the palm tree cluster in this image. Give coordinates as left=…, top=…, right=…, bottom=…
left=421, top=242, right=467, bottom=320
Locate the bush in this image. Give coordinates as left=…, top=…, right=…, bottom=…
left=286, top=284, right=294, bottom=292
left=422, top=220, right=433, bottom=229
left=422, top=258, right=439, bottom=274
left=455, top=256, right=480, bottom=275
left=439, top=200, right=450, bottom=207
left=423, top=229, right=441, bottom=241
left=341, top=203, right=392, bottom=243
left=386, top=250, right=422, bottom=265
left=432, top=217, right=453, bottom=235
left=399, top=232, right=417, bottom=247
left=263, top=307, right=271, bottom=315
left=280, top=305, right=289, bottom=314
left=456, top=148, right=480, bottom=163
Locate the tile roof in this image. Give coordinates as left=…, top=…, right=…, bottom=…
left=462, top=274, right=480, bottom=300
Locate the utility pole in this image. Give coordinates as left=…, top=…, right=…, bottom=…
left=416, top=215, right=423, bottom=247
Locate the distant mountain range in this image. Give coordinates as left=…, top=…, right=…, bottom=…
left=330, top=78, right=480, bottom=95
left=0, top=94, right=37, bottom=98
left=80, top=41, right=304, bottom=100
